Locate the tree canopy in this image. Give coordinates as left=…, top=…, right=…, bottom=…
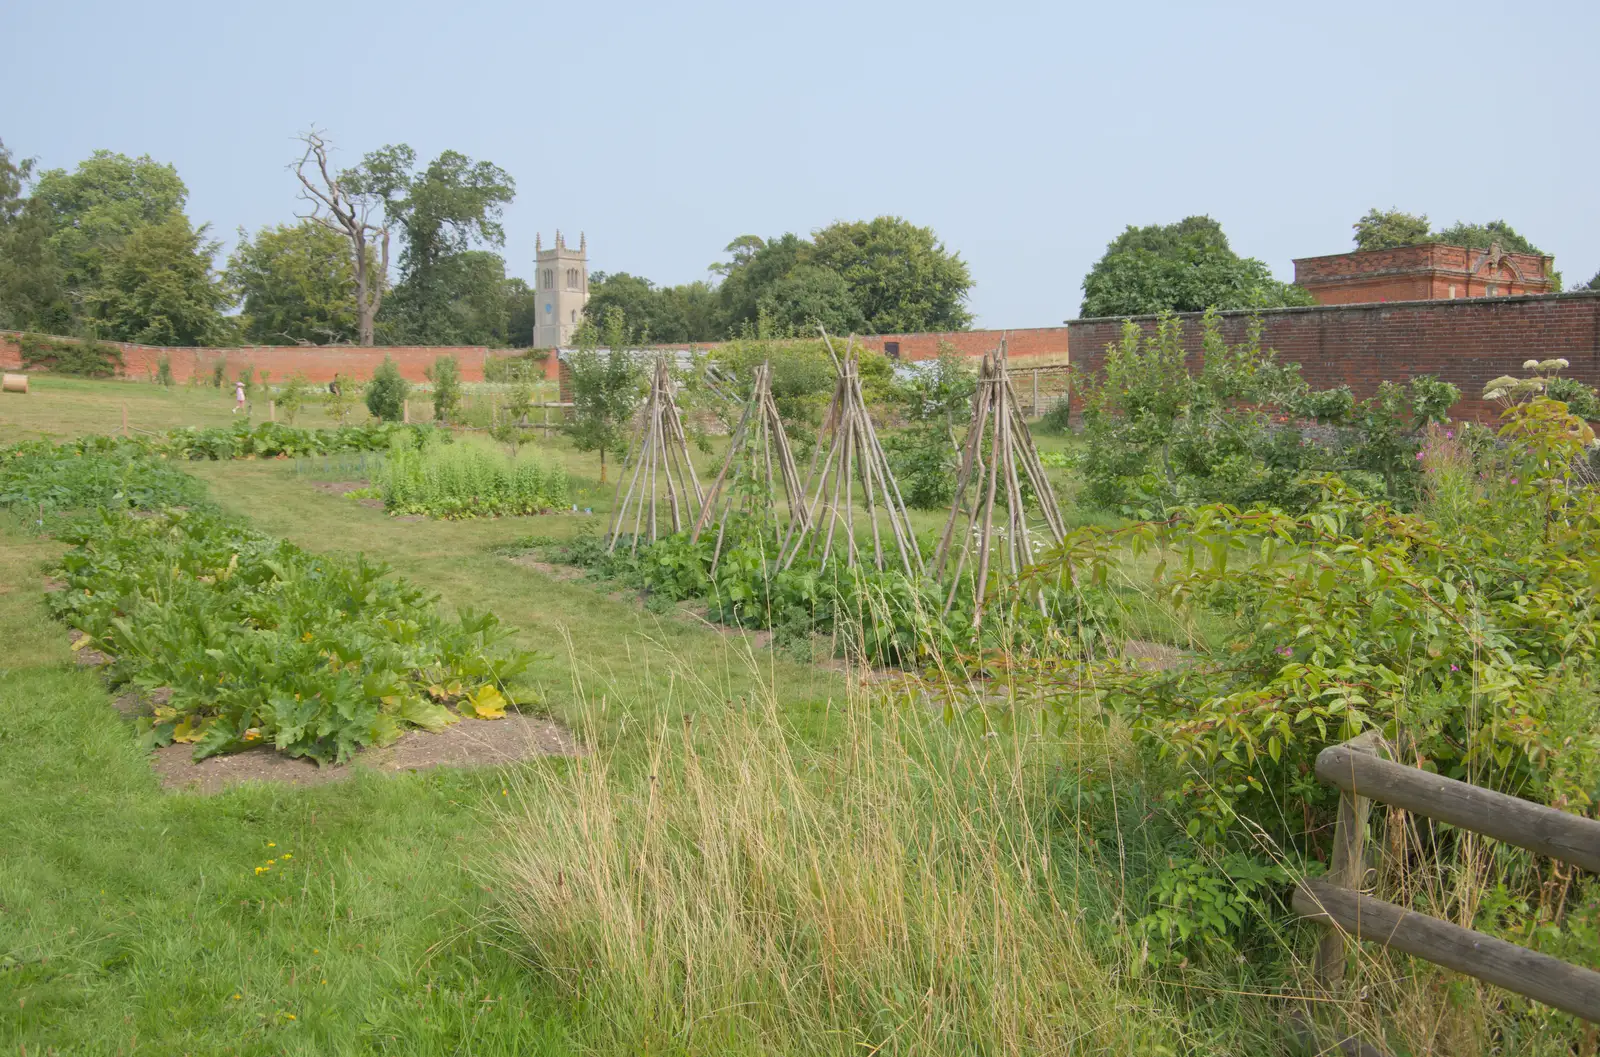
left=1080, top=216, right=1313, bottom=318
left=1352, top=208, right=1433, bottom=251
left=228, top=220, right=359, bottom=345
left=591, top=218, right=973, bottom=341
left=3, top=146, right=234, bottom=341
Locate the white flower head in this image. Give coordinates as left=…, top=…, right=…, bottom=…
left=1523, top=359, right=1540, bottom=370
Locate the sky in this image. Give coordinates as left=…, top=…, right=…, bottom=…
left=3, top=0, right=1596, bottom=329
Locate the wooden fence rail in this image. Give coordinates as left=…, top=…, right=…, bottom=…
left=1292, top=730, right=1600, bottom=1052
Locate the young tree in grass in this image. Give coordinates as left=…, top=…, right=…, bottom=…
left=276, top=374, right=311, bottom=424
left=366, top=355, right=410, bottom=422
left=426, top=353, right=462, bottom=423
left=324, top=373, right=358, bottom=425
left=563, top=308, right=641, bottom=483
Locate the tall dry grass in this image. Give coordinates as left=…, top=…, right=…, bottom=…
left=494, top=662, right=1205, bottom=1055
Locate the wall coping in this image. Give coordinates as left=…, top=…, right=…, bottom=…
left=1065, top=289, right=1600, bottom=327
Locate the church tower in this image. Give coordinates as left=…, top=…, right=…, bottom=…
left=533, top=230, right=589, bottom=348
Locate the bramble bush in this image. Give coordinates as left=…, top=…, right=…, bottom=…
left=18, top=333, right=124, bottom=377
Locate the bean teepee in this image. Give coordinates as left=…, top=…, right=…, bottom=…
left=690, top=361, right=810, bottom=573
left=781, top=330, right=922, bottom=576
left=932, top=338, right=1067, bottom=625
left=607, top=357, right=704, bottom=552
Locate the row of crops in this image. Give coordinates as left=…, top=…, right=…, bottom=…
left=1, top=437, right=538, bottom=763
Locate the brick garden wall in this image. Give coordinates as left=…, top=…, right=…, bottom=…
left=1065, top=291, right=1600, bottom=423
left=0, top=333, right=561, bottom=385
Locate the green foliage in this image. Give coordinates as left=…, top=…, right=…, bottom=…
left=425, top=354, right=462, bottom=423
left=374, top=433, right=569, bottom=518
left=483, top=348, right=548, bottom=383
left=154, top=353, right=173, bottom=388
left=710, top=218, right=974, bottom=337
left=1067, top=401, right=1600, bottom=959
left=49, top=506, right=535, bottom=763
left=583, top=271, right=723, bottom=343
left=160, top=420, right=428, bottom=460
left=708, top=334, right=894, bottom=445
left=1352, top=207, right=1433, bottom=250
left=355, top=145, right=518, bottom=346
left=1080, top=218, right=1314, bottom=318
left=365, top=355, right=411, bottom=422
left=209, top=357, right=227, bottom=388
left=26, top=149, right=234, bottom=342
left=0, top=435, right=207, bottom=519
left=323, top=373, right=359, bottom=425
left=17, top=333, right=124, bottom=377
left=563, top=311, right=642, bottom=481
left=1572, top=268, right=1600, bottom=293
left=884, top=345, right=977, bottom=508
left=1434, top=218, right=1545, bottom=256
left=1076, top=311, right=1460, bottom=515
left=227, top=220, right=359, bottom=344
left=274, top=374, right=311, bottom=424
left=0, top=138, right=69, bottom=332
left=491, top=383, right=536, bottom=453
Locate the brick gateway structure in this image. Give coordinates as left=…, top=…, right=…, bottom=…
left=1065, top=291, right=1600, bottom=424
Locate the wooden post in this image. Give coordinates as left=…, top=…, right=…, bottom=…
left=1032, top=370, right=1040, bottom=417
left=122, top=404, right=129, bottom=437
left=403, top=399, right=410, bottom=424
left=269, top=400, right=275, bottom=422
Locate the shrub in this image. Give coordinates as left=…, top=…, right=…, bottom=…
left=275, top=374, right=311, bottom=424
left=366, top=356, right=410, bottom=422
left=18, top=333, right=124, bottom=377
left=375, top=433, right=570, bottom=519
left=426, top=354, right=462, bottom=423
left=155, top=354, right=174, bottom=388
left=323, top=374, right=359, bottom=425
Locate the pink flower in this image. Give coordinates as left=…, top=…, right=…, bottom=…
left=1450, top=664, right=1459, bottom=671
left=1446, top=431, right=1455, bottom=439
left=1416, top=451, right=1426, bottom=460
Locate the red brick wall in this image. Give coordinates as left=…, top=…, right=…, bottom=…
left=0, top=333, right=561, bottom=385
left=1293, top=244, right=1557, bottom=305
left=1066, top=291, right=1600, bottom=423
left=854, top=327, right=1069, bottom=363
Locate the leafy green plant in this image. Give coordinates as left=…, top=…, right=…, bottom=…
left=426, top=354, right=462, bottom=423
left=374, top=432, right=569, bottom=519
left=155, top=353, right=173, bottom=388
left=275, top=374, right=311, bottom=424
left=210, top=357, right=227, bottom=388
left=564, top=310, right=642, bottom=483
left=366, top=355, right=410, bottom=422
left=0, top=436, right=207, bottom=521
left=323, top=374, right=359, bottom=425
left=484, top=349, right=548, bottom=384
left=49, top=507, right=537, bottom=763
left=161, top=420, right=430, bottom=460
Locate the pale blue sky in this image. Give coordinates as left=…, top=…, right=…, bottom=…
left=3, top=0, right=1595, bottom=327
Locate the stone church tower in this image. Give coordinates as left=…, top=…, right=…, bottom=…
left=533, top=231, right=589, bottom=348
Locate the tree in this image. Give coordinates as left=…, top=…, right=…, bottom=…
left=715, top=218, right=974, bottom=336
left=1572, top=269, right=1600, bottom=292
left=0, top=139, right=67, bottom=332
left=809, top=217, right=974, bottom=333
left=293, top=131, right=392, bottom=347
left=504, top=277, right=538, bottom=346
left=583, top=272, right=723, bottom=343
left=366, top=356, right=410, bottom=421
left=1434, top=219, right=1545, bottom=255
left=754, top=264, right=864, bottom=336
left=363, top=146, right=516, bottom=346
left=228, top=220, right=359, bottom=344
left=32, top=150, right=188, bottom=298
left=1353, top=208, right=1432, bottom=251
left=1079, top=217, right=1313, bottom=318
left=92, top=214, right=234, bottom=345
left=563, top=309, right=642, bottom=483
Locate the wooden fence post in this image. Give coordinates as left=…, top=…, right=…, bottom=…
left=122, top=404, right=129, bottom=437
left=1032, top=371, right=1040, bottom=417
left=269, top=400, right=275, bottom=422
left=403, top=399, right=409, bottom=424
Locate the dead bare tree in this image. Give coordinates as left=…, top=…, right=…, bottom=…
left=292, top=130, right=389, bottom=347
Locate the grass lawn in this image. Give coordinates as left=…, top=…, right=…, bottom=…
left=0, top=380, right=852, bottom=1054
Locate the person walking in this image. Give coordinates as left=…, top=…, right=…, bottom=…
left=233, top=380, right=246, bottom=414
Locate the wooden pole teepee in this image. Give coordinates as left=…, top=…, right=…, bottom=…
left=781, top=329, right=922, bottom=576
left=689, top=361, right=809, bottom=574
left=607, top=357, right=705, bottom=552
left=932, top=337, right=1067, bottom=626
